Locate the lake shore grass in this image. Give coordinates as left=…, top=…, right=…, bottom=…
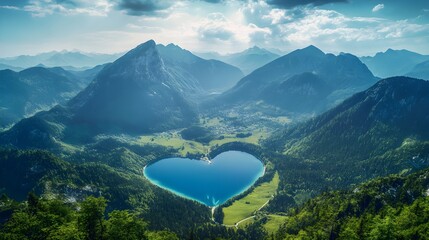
left=222, top=172, right=279, bottom=225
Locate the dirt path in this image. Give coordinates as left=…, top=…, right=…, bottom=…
left=218, top=195, right=273, bottom=228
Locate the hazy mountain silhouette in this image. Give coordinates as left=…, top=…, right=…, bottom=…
left=0, top=67, right=83, bottom=129
left=196, top=46, right=280, bottom=75
left=0, top=51, right=122, bottom=69
left=406, top=60, right=429, bottom=80
left=360, top=49, right=429, bottom=78
left=157, top=44, right=243, bottom=92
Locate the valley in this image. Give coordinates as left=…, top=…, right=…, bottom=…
left=1, top=1, right=429, bottom=237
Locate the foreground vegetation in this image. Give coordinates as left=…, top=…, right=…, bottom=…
left=0, top=148, right=211, bottom=237
left=0, top=194, right=179, bottom=240
left=2, top=168, right=428, bottom=239
left=274, top=168, right=429, bottom=239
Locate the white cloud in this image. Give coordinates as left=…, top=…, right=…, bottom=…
left=262, top=9, right=293, bottom=24
left=2, top=0, right=429, bottom=57
left=235, top=4, right=429, bottom=54
left=195, top=12, right=271, bottom=46
left=372, top=4, right=384, bottom=13
left=0, top=5, right=20, bottom=10
left=23, top=0, right=113, bottom=17
left=279, top=9, right=379, bottom=43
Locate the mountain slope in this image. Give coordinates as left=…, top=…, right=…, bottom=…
left=0, top=67, right=83, bottom=129
left=262, top=72, right=332, bottom=112
left=0, top=63, right=22, bottom=72
left=407, top=60, right=429, bottom=80
left=0, top=148, right=210, bottom=234
left=68, top=40, right=197, bottom=134
left=0, top=40, right=199, bottom=148
left=157, top=44, right=243, bottom=92
left=214, top=45, right=377, bottom=114
left=68, top=63, right=109, bottom=86
left=360, top=49, right=429, bottom=78
left=266, top=77, right=429, bottom=185
left=204, top=46, right=280, bottom=75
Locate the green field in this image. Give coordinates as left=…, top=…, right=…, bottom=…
left=263, top=214, right=288, bottom=234
left=222, top=172, right=279, bottom=226
left=137, top=132, right=207, bottom=156
left=137, top=128, right=270, bottom=157
left=209, top=129, right=269, bottom=147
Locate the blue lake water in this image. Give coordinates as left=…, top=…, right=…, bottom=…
left=143, top=151, right=264, bottom=207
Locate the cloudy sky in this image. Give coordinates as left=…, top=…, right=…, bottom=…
left=1, top=0, right=428, bottom=57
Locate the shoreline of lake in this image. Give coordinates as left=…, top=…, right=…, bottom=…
left=143, top=151, right=265, bottom=207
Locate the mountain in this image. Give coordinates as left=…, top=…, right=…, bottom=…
left=195, top=46, right=280, bottom=74
left=360, top=49, right=429, bottom=78
left=67, top=40, right=197, bottom=135
left=214, top=45, right=377, bottom=114
left=0, top=40, right=200, bottom=147
left=267, top=77, right=429, bottom=185
left=0, top=63, right=22, bottom=72
left=0, top=67, right=83, bottom=129
left=223, top=46, right=280, bottom=74
left=262, top=72, right=333, bottom=113
left=68, top=63, right=110, bottom=86
left=157, top=44, right=243, bottom=93
left=194, top=51, right=222, bottom=60
left=406, top=60, right=429, bottom=80
left=0, top=51, right=122, bottom=69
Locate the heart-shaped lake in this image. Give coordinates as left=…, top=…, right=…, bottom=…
left=144, top=151, right=264, bottom=207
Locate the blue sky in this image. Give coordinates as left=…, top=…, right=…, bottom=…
left=1, top=0, right=428, bottom=57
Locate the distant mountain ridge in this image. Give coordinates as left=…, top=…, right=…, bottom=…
left=360, top=49, right=429, bottom=78
left=407, top=60, right=429, bottom=80
left=195, top=46, right=280, bottom=74
left=157, top=43, right=243, bottom=92
left=213, top=45, right=378, bottom=115
left=0, top=51, right=123, bottom=69
left=0, top=63, right=22, bottom=72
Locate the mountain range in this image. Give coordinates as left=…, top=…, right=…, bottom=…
left=213, top=45, right=378, bottom=115
left=0, top=51, right=123, bottom=69
left=157, top=43, right=243, bottom=92
left=407, top=60, right=429, bottom=80
left=195, top=46, right=280, bottom=74
left=361, top=49, right=429, bottom=78
left=0, top=63, right=23, bottom=72
left=0, top=40, right=245, bottom=147
left=267, top=76, right=429, bottom=186
left=1, top=39, right=429, bottom=239
left=0, top=66, right=90, bottom=129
